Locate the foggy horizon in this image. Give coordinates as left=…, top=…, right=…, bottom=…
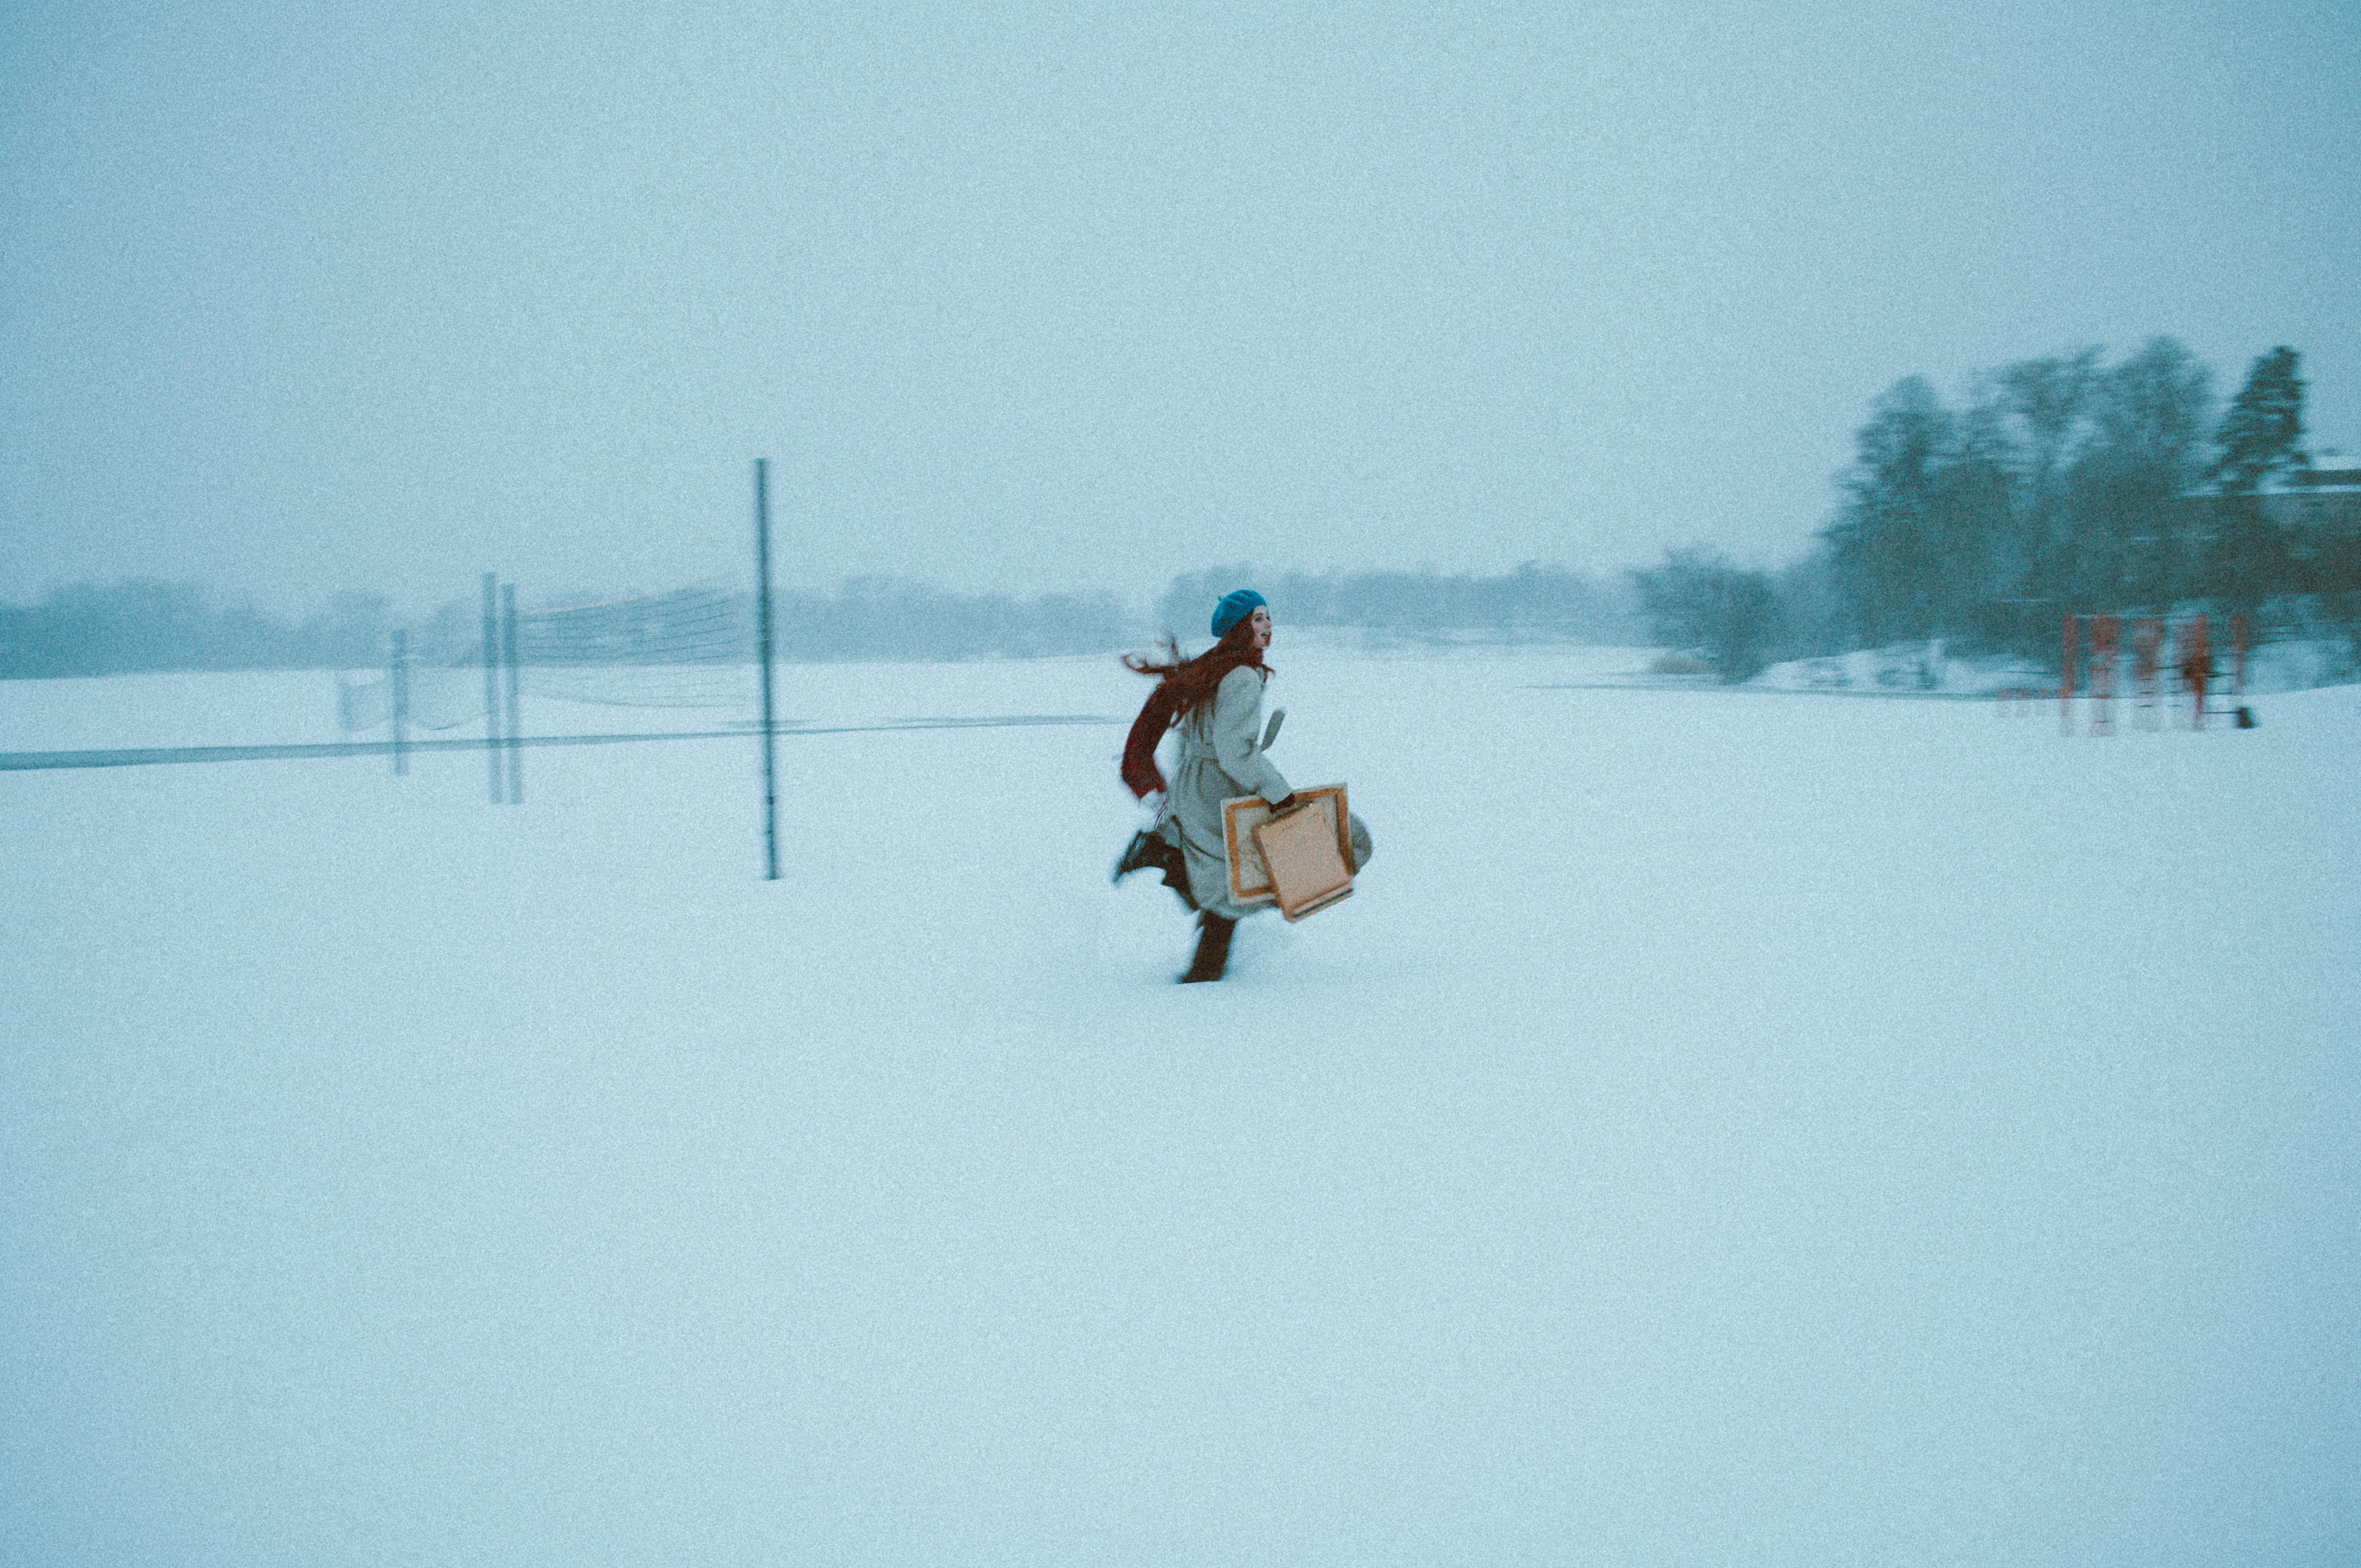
left=0, top=557, right=1636, bottom=626
left=6, top=2, right=2355, bottom=619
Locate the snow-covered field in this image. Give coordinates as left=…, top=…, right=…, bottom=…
left=4, top=646, right=2356, bottom=1566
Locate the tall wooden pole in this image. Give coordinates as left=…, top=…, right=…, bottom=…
left=481, top=573, right=503, bottom=803
left=755, top=458, right=780, bottom=880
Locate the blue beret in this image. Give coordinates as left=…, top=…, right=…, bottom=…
left=1210, top=589, right=1267, bottom=639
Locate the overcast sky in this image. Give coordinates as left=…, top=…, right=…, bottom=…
left=5, top=0, right=2356, bottom=616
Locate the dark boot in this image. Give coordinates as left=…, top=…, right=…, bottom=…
left=1112, top=829, right=1164, bottom=883
left=1117, top=830, right=1198, bottom=910
left=1155, top=837, right=1197, bottom=911
left=1179, top=912, right=1236, bottom=983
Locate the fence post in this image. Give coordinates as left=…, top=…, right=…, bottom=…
left=501, top=584, right=524, bottom=803
left=481, top=573, right=504, bottom=803
left=2090, top=614, right=2118, bottom=735
left=2134, top=617, right=2161, bottom=729
left=2060, top=613, right=2077, bottom=735
left=754, top=458, right=780, bottom=881
left=390, top=630, right=410, bottom=776
left=2186, top=612, right=2210, bottom=731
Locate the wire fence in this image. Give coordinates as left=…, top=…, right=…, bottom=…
left=337, top=583, right=754, bottom=734
left=516, top=585, right=750, bottom=710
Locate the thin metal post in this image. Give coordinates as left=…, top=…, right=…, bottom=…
left=2059, top=613, right=2077, bottom=736
left=755, top=458, right=780, bottom=880
left=501, top=584, right=524, bottom=803
left=390, top=630, right=410, bottom=775
left=2134, top=616, right=2161, bottom=729
left=481, top=573, right=503, bottom=803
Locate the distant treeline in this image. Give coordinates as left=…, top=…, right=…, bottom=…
left=1152, top=564, right=1640, bottom=645
left=0, top=582, right=405, bottom=679
left=1, top=567, right=1643, bottom=678
left=1626, top=340, right=2361, bottom=682
left=0, top=578, right=1140, bottom=677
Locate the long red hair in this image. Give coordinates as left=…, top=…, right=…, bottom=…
left=1124, top=618, right=1270, bottom=720
left=1117, top=619, right=1271, bottom=798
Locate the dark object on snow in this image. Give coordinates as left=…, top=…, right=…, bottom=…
left=2236, top=705, right=2258, bottom=728
left=1179, top=911, right=1236, bottom=983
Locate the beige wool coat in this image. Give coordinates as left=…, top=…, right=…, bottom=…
left=1155, top=663, right=1370, bottom=919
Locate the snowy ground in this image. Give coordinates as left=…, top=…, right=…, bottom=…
left=4, top=646, right=2357, bottom=1566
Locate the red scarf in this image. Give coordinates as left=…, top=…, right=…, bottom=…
left=1121, top=647, right=1265, bottom=799
left=1120, top=681, right=1182, bottom=799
